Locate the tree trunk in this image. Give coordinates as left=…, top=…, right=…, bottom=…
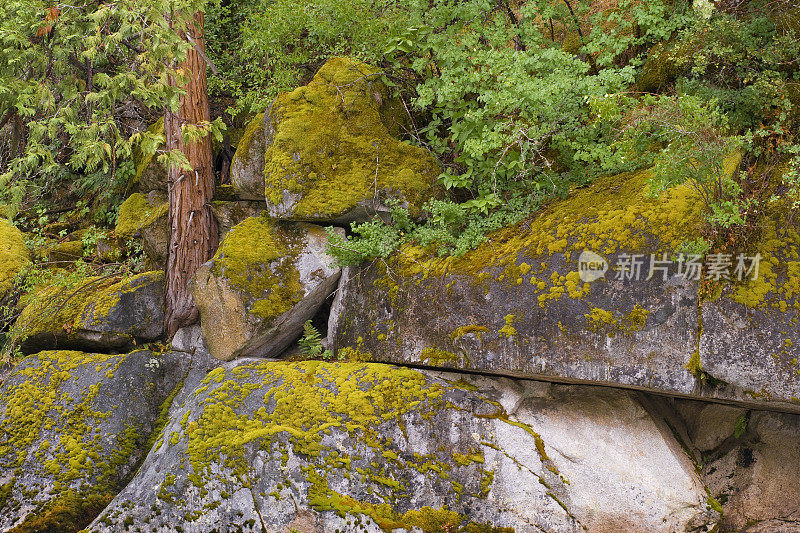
left=164, top=11, right=218, bottom=339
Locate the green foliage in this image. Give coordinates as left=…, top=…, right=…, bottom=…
left=622, top=94, right=749, bottom=232
left=326, top=196, right=537, bottom=266
left=205, top=0, right=409, bottom=117
left=669, top=6, right=800, bottom=134
left=584, top=0, right=694, bottom=68
left=733, top=413, right=749, bottom=439
left=298, top=320, right=333, bottom=360
left=408, top=0, right=638, bottom=204
left=0, top=0, right=212, bottom=216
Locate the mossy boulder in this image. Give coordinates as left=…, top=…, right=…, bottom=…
left=130, top=118, right=167, bottom=193
left=15, top=271, right=165, bottom=354
left=86, top=360, right=716, bottom=532
left=263, top=57, right=439, bottom=223
left=0, top=348, right=190, bottom=531
left=46, top=239, right=85, bottom=263
left=229, top=113, right=266, bottom=201
left=0, top=219, right=30, bottom=302
left=637, top=40, right=690, bottom=93
left=190, top=216, right=342, bottom=361
left=115, top=191, right=169, bottom=270
left=335, top=158, right=800, bottom=411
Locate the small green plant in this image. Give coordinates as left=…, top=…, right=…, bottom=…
left=298, top=320, right=333, bottom=360
left=81, top=226, right=107, bottom=258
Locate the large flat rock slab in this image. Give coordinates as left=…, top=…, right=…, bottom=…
left=335, top=163, right=800, bottom=412
left=87, top=360, right=716, bottom=532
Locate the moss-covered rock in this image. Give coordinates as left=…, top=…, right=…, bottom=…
left=46, top=239, right=85, bottom=263
left=209, top=200, right=264, bottom=241
left=86, top=360, right=717, bottom=532
left=190, top=216, right=341, bottom=361
left=637, top=40, right=690, bottom=93
left=0, top=219, right=30, bottom=302
left=130, top=118, right=167, bottom=193
left=115, top=191, right=169, bottom=270
left=0, top=348, right=189, bottom=531
left=15, top=271, right=165, bottom=354
left=229, top=113, right=266, bottom=201
left=334, top=156, right=800, bottom=411
left=263, top=57, right=439, bottom=223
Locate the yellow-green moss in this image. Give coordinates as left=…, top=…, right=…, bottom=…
left=210, top=216, right=303, bottom=320
left=115, top=193, right=168, bottom=240
left=450, top=325, right=489, bottom=341
left=47, top=240, right=85, bottom=263
left=686, top=350, right=703, bottom=377
left=499, top=314, right=517, bottom=338
left=0, top=219, right=30, bottom=300
left=231, top=113, right=265, bottom=172
left=377, top=155, right=747, bottom=314
left=168, top=360, right=511, bottom=531
left=7, top=489, right=114, bottom=533
left=584, top=305, right=650, bottom=337
left=419, top=347, right=462, bottom=366
left=264, top=57, right=438, bottom=220
left=729, top=212, right=800, bottom=312
left=637, top=41, right=686, bottom=93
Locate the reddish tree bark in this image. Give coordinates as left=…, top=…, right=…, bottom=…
left=164, top=11, right=218, bottom=338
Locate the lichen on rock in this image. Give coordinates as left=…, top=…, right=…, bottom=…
left=334, top=154, right=799, bottom=410
left=0, top=348, right=188, bottom=531
left=86, top=360, right=718, bottom=532
left=263, top=57, right=439, bottom=223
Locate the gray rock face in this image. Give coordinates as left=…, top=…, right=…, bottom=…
left=335, top=165, right=800, bottom=412
left=229, top=113, right=267, bottom=201
left=672, top=399, right=800, bottom=531
left=18, top=271, right=165, bottom=354
left=87, top=360, right=717, bottom=532
left=190, top=217, right=342, bottom=361
left=0, top=348, right=190, bottom=531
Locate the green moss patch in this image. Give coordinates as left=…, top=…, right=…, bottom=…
left=137, top=360, right=524, bottom=530
left=14, top=271, right=163, bottom=342
left=210, top=216, right=304, bottom=320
